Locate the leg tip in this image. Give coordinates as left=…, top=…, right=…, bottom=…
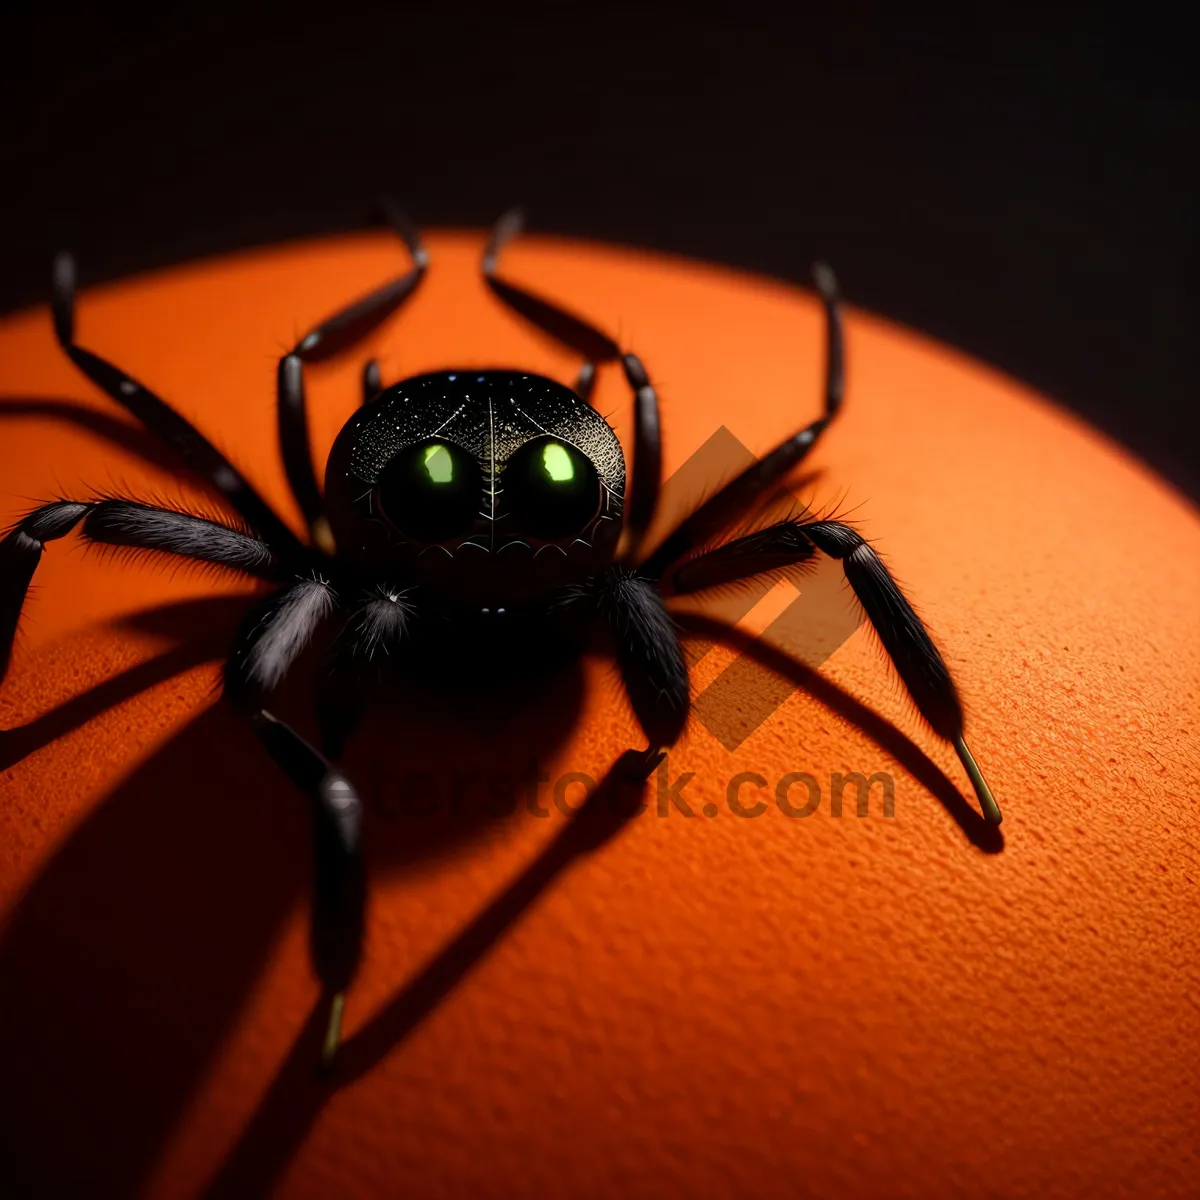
left=320, top=991, right=346, bottom=1072
left=484, top=207, right=527, bottom=270
left=811, top=261, right=839, bottom=302
left=954, top=736, right=1003, bottom=826
left=51, top=252, right=77, bottom=346
left=373, top=197, right=427, bottom=264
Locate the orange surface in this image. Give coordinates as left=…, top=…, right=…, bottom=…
left=0, top=231, right=1197, bottom=1199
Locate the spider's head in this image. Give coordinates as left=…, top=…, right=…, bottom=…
left=324, top=370, right=624, bottom=608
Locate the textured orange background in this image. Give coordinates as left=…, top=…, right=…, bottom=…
left=0, top=232, right=1197, bottom=1199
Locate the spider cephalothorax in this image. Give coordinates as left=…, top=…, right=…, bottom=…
left=0, top=203, right=1001, bottom=1069
left=325, top=369, right=625, bottom=609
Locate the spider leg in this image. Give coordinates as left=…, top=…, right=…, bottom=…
left=618, top=353, right=663, bottom=561
left=482, top=210, right=664, bottom=559
left=589, top=567, right=690, bottom=751
left=667, top=521, right=818, bottom=596
left=668, top=519, right=1001, bottom=824
left=277, top=199, right=428, bottom=552
left=219, top=575, right=359, bottom=1066
left=482, top=208, right=622, bottom=363
left=573, top=361, right=597, bottom=404
left=249, top=708, right=364, bottom=1071
left=223, top=575, right=338, bottom=703
left=361, top=358, right=384, bottom=406
left=639, top=263, right=844, bottom=579
left=50, top=257, right=309, bottom=563
left=0, top=497, right=279, bottom=681
left=315, top=583, right=415, bottom=758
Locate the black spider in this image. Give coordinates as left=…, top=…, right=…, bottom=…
left=0, top=204, right=1000, bottom=1068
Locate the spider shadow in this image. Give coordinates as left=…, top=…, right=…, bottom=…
left=196, top=611, right=1004, bottom=1199
left=0, top=591, right=589, bottom=1197
left=0, top=532, right=1003, bottom=1198
left=678, top=611, right=1005, bottom=854
left=0, top=597, right=242, bottom=773
left=0, top=396, right=187, bottom=478
left=201, top=751, right=652, bottom=1199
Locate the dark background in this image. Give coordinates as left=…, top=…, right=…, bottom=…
left=2, top=4, right=1195, bottom=501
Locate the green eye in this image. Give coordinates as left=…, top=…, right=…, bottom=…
left=376, top=439, right=482, bottom=542
left=504, top=437, right=600, bottom=540
left=421, top=443, right=455, bottom=483
left=541, top=443, right=576, bottom=482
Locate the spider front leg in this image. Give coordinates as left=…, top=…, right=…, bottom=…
left=313, top=582, right=416, bottom=759
left=222, top=574, right=374, bottom=1068
left=668, top=520, right=1002, bottom=824
left=0, top=499, right=361, bottom=1060
left=249, top=709, right=364, bottom=1070
left=586, top=567, right=690, bottom=755
left=228, top=576, right=422, bottom=1068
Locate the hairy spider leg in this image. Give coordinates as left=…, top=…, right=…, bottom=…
left=312, top=583, right=415, bottom=759
left=592, top=567, right=690, bottom=752
left=669, top=518, right=1002, bottom=824
left=50, top=257, right=310, bottom=566
left=0, top=497, right=369, bottom=1057
left=0, top=498, right=279, bottom=679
